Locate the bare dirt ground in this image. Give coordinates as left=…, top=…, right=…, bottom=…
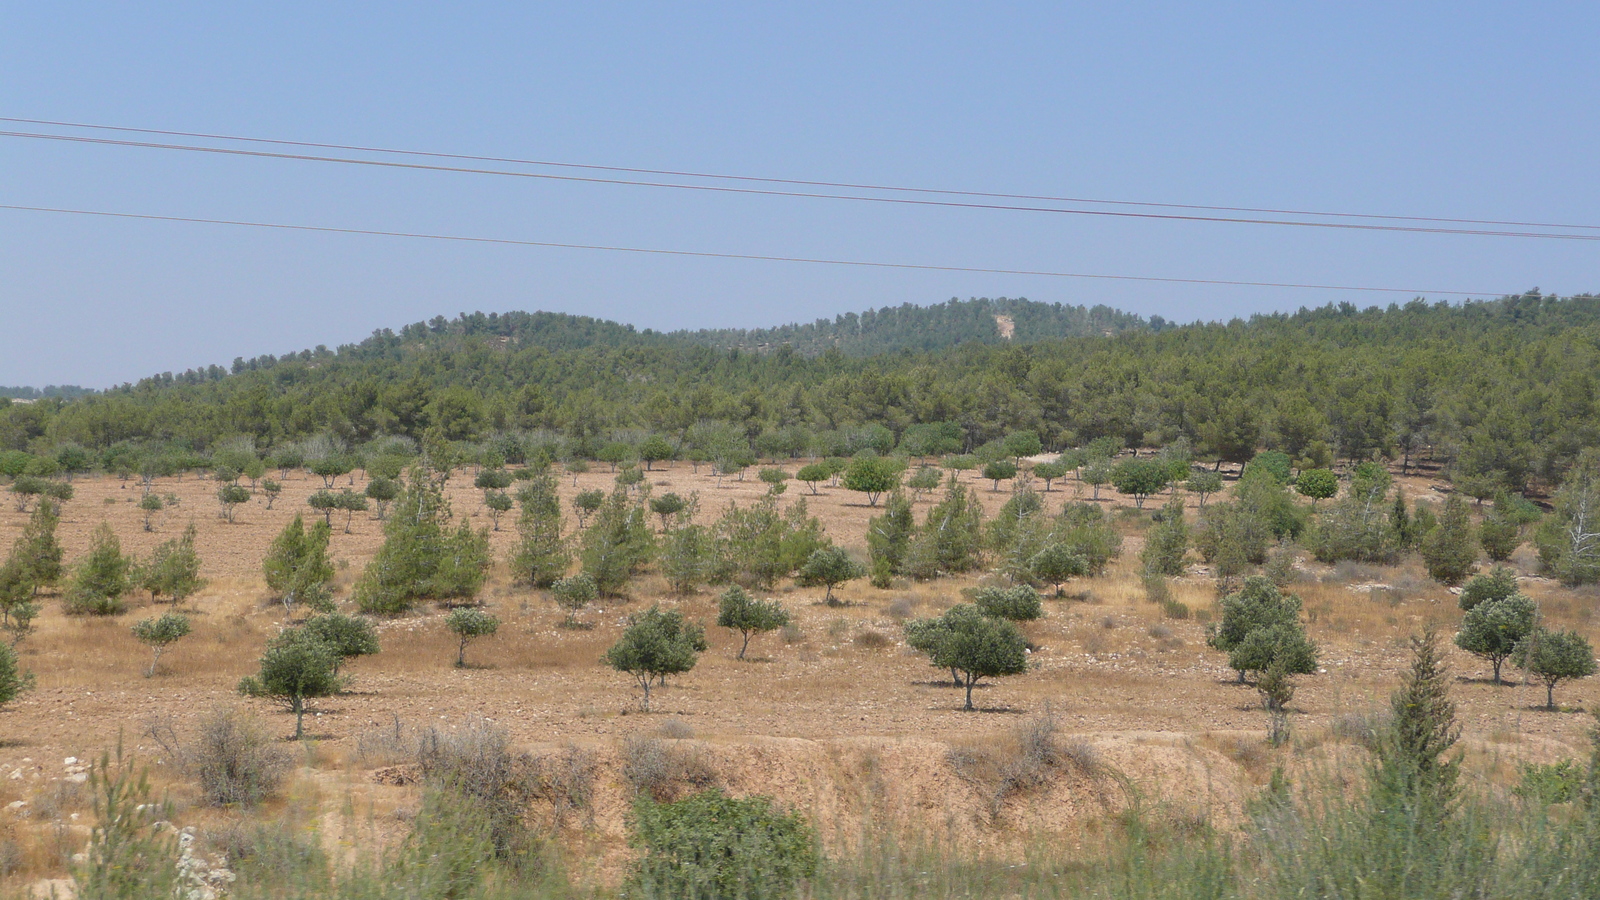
left=1, top=461, right=1596, bottom=882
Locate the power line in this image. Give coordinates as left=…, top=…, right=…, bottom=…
left=7, top=114, right=1598, bottom=233
left=6, top=128, right=1600, bottom=243
left=0, top=202, right=1511, bottom=298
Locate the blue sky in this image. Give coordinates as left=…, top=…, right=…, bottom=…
left=3, top=3, right=1597, bottom=387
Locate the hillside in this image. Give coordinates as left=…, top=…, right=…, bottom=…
left=3, top=291, right=1600, bottom=496
left=679, top=296, right=1158, bottom=355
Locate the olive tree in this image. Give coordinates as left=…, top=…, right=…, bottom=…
left=1457, top=566, right=1519, bottom=611
left=1186, top=470, right=1223, bottom=508
left=604, top=606, right=703, bottom=710
left=843, top=456, right=901, bottom=507
left=139, top=493, right=164, bottom=531
left=1029, top=544, right=1086, bottom=596
left=795, top=463, right=829, bottom=495
left=906, top=465, right=943, bottom=500
left=639, top=435, right=675, bottom=471
left=444, top=608, right=500, bottom=668
left=300, top=612, right=380, bottom=674
left=238, top=629, right=342, bottom=739
left=795, top=546, right=865, bottom=605
left=217, top=483, right=251, bottom=523
left=1032, top=461, right=1068, bottom=492
left=905, top=604, right=1029, bottom=711
left=758, top=468, right=790, bottom=495
left=1111, top=458, right=1169, bottom=509
left=980, top=459, right=1017, bottom=492
left=484, top=490, right=513, bottom=531
left=716, top=586, right=790, bottom=660
left=1453, top=593, right=1537, bottom=686
left=572, top=489, right=605, bottom=528
left=1514, top=628, right=1599, bottom=710
left=1206, top=577, right=1306, bottom=683
left=131, top=612, right=191, bottom=677
left=650, top=492, right=688, bottom=530
left=552, top=574, right=598, bottom=627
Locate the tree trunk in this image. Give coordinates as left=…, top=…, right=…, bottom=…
left=456, top=637, right=467, bottom=668
left=963, top=675, right=975, bottom=711
left=293, top=697, right=306, bottom=740
left=739, top=632, right=751, bottom=660
left=1547, top=682, right=1556, bottom=711
left=1492, top=658, right=1502, bottom=686
left=640, top=675, right=652, bottom=711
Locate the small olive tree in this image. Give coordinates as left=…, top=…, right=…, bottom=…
left=238, top=629, right=342, bottom=739
left=604, top=606, right=702, bottom=710
left=843, top=456, right=902, bottom=507
left=300, top=612, right=381, bottom=674
left=715, top=586, right=790, bottom=659
left=131, top=612, right=192, bottom=677
left=217, top=483, right=251, bottom=523
left=796, top=546, right=865, bottom=605
left=552, top=574, right=598, bottom=627
left=1453, top=593, right=1537, bottom=685
left=1515, top=628, right=1598, bottom=711
left=445, top=608, right=500, bottom=668
left=905, top=604, right=1029, bottom=710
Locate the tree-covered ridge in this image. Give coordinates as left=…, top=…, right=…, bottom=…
left=0, top=385, right=94, bottom=400
left=2, top=291, right=1599, bottom=494
left=680, top=297, right=1158, bottom=355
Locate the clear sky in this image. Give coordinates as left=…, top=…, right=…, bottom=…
left=3, top=3, right=1597, bottom=387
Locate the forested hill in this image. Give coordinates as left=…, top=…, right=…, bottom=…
left=678, top=297, right=1159, bottom=355
left=4, top=292, right=1600, bottom=494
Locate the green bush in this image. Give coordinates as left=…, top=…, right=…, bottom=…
left=628, top=790, right=818, bottom=900
left=64, top=522, right=132, bottom=616
left=972, top=583, right=1043, bottom=621
left=1514, top=759, right=1585, bottom=805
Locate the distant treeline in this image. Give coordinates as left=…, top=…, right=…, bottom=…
left=2, top=292, right=1598, bottom=494
left=0, top=385, right=94, bottom=401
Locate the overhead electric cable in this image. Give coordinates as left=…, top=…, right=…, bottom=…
left=0, top=202, right=1511, bottom=298
left=5, top=129, right=1593, bottom=242
left=6, top=114, right=1597, bottom=233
